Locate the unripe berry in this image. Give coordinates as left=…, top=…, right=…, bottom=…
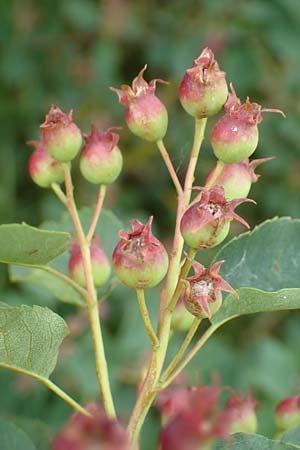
left=40, top=105, right=82, bottom=162
left=110, top=65, right=168, bottom=142
left=80, top=125, right=123, bottom=185
left=112, top=216, right=169, bottom=289
left=27, top=140, right=64, bottom=188
left=171, top=295, right=195, bottom=332
left=225, top=393, right=259, bottom=434
left=275, top=395, right=300, bottom=431
left=211, top=84, right=285, bottom=163
left=180, top=186, right=255, bottom=249
left=182, top=260, right=236, bottom=319
left=179, top=47, right=228, bottom=118
left=68, top=236, right=111, bottom=288
left=205, top=157, right=274, bottom=200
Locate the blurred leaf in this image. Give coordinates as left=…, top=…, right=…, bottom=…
left=9, top=266, right=84, bottom=306
left=0, top=418, right=36, bottom=450
left=0, top=304, right=68, bottom=379
left=212, top=218, right=300, bottom=325
left=215, top=432, right=299, bottom=449
left=0, top=224, right=69, bottom=266
left=280, top=426, right=300, bottom=448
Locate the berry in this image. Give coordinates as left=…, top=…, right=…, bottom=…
left=211, top=84, right=285, bottom=164
left=110, top=65, right=168, bottom=142
left=179, top=47, right=228, bottom=118
left=68, top=236, right=111, bottom=288
left=275, top=395, right=300, bottom=431
left=40, top=105, right=82, bottom=162
left=27, top=140, right=64, bottom=188
left=112, top=216, right=169, bottom=289
left=182, top=260, right=236, bottom=319
left=180, top=186, right=255, bottom=249
left=171, top=294, right=195, bottom=332
left=205, top=157, right=274, bottom=200
left=80, top=125, right=123, bottom=185
left=225, top=393, right=259, bottom=434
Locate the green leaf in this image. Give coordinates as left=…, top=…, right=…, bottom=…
left=211, top=218, right=300, bottom=325
left=0, top=223, right=69, bottom=265
left=10, top=266, right=84, bottom=306
left=0, top=304, right=68, bottom=378
left=279, top=426, right=300, bottom=448
left=0, top=419, right=36, bottom=450
left=215, top=432, right=299, bottom=449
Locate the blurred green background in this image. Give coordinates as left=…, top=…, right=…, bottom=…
left=1, top=0, right=300, bottom=449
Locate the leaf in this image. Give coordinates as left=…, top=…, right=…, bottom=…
left=0, top=304, right=68, bottom=378
left=10, top=266, right=84, bottom=306
left=215, top=432, right=299, bottom=449
left=211, top=218, right=300, bottom=325
left=0, top=223, right=69, bottom=266
left=279, top=426, right=300, bottom=448
left=0, top=419, right=36, bottom=450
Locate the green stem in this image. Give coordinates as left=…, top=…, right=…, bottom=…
left=51, top=182, right=67, bottom=206
left=159, top=324, right=220, bottom=389
left=128, top=118, right=207, bottom=444
left=161, top=317, right=201, bottom=383
left=43, top=379, right=92, bottom=417
left=156, top=139, right=183, bottom=196
left=136, top=289, right=159, bottom=348
left=87, top=184, right=107, bottom=244
left=204, top=160, right=225, bottom=189
left=62, top=164, right=116, bottom=419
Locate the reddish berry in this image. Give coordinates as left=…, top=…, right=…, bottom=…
left=275, top=395, right=300, bottom=430
left=112, top=216, right=169, bottom=289
left=110, top=65, right=168, bottom=142
left=225, top=393, right=259, bottom=434
left=27, top=140, right=64, bottom=188
left=182, top=260, right=236, bottom=319
left=211, top=84, right=285, bottom=163
left=159, top=382, right=231, bottom=450
left=205, top=157, right=274, bottom=200
left=179, top=47, right=228, bottom=118
left=80, top=125, right=123, bottom=185
left=40, top=105, right=82, bottom=162
left=68, top=236, right=111, bottom=288
left=180, top=186, right=255, bottom=249
left=52, top=403, right=130, bottom=450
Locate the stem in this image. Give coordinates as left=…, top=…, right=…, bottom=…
left=156, top=139, right=183, bottom=196
left=62, top=164, right=116, bottom=419
left=160, top=324, right=220, bottom=389
left=204, top=159, right=225, bottom=189
left=51, top=182, right=67, bottom=206
left=161, top=317, right=201, bottom=383
left=128, top=118, right=207, bottom=443
left=43, top=379, right=92, bottom=417
left=87, top=185, right=107, bottom=243
left=136, top=289, right=159, bottom=348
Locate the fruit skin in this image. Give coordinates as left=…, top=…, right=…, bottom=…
left=80, top=125, right=123, bottom=185
left=110, top=65, right=168, bottom=142
left=205, top=157, right=275, bottom=200
left=40, top=105, right=82, bottom=162
left=179, top=47, right=228, bottom=118
left=180, top=186, right=255, bottom=249
left=211, top=84, right=285, bottom=163
left=27, top=140, right=64, bottom=188
left=275, top=395, right=300, bottom=431
left=225, top=393, right=259, bottom=434
left=112, top=216, right=169, bottom=289
left=171, top=295, right=195, bottom=332
left=68, top=236, right=111, bottom=288
left=182, top=260, right=236, bottom=319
